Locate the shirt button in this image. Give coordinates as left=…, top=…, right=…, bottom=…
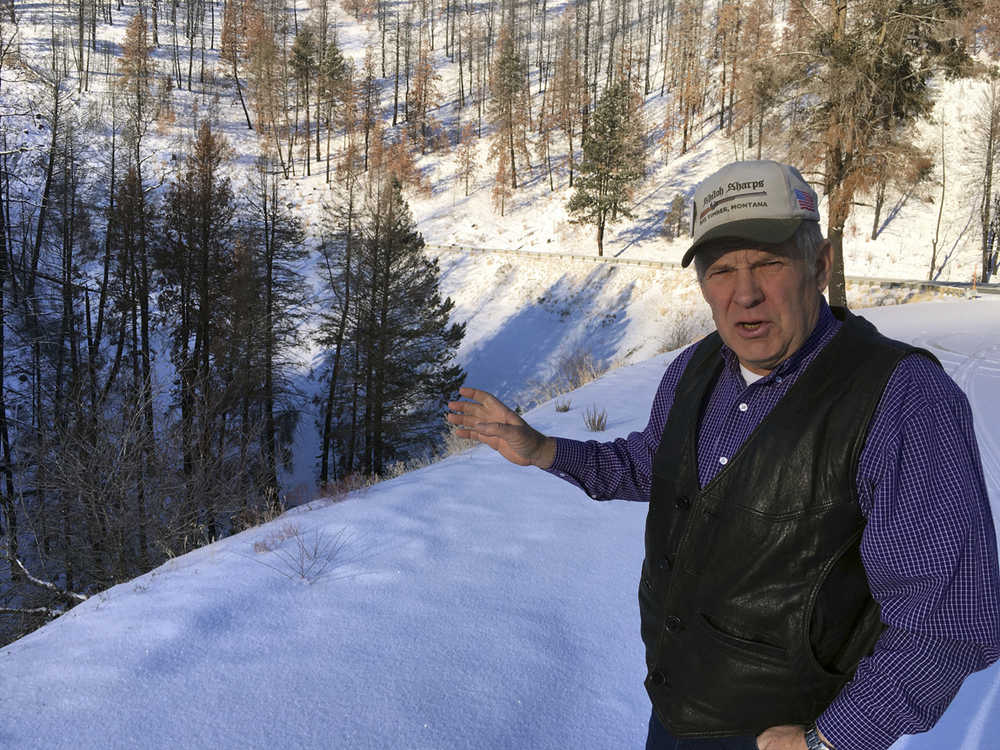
left=776, top=376, right=784, bottom=384
left=738, top=403, right=748, bottom=412
left=719, top=456, right=728, bottom=466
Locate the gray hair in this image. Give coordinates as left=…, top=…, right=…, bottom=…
left=693, top=221, right=826, bottom=281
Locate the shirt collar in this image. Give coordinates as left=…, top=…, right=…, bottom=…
left=719, top=299, right=837, bottom=384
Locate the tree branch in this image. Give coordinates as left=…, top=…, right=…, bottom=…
left=0, top=605, right=65, bottom=618
left=13, top=558, right=88, bottom=603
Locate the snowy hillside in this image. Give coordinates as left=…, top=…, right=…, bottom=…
left=3, top=0, right=997, bottom=499
left=3, top=298, right=999, bottom=750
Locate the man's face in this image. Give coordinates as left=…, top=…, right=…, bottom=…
left=698, top=239, right=833, bottom=375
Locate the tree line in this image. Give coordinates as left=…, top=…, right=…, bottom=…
left=19, top=0, right=998, bottom=279
left=0, top=11, right=463, bottom=643
left=0, top=0, right=997, bottom=641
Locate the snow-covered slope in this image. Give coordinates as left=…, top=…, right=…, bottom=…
left=4, top=298, right=999, bottom=750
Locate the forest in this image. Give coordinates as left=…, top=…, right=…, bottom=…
left=0, top=0, right=996, bottom=642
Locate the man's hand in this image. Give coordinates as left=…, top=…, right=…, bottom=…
left=755, top=725, right=808, bottom=750
left=446, top=387, right=556, bottom=469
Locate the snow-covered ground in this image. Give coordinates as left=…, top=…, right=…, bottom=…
left=3, top=4, right=999, bottom=746
left=4, top=297, right=999, bottom=750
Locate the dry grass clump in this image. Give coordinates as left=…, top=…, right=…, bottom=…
left=252, top=523, right=350, bottom=584
left=525, top=348, right=609, bottom=407
left=658, top=312, right=711, bottom=354
left=253, top=523, right=301, bottom=554
left=583, top=405, right=608, bottom=431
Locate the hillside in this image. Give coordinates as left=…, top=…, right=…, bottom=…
left=1, top=0, right=998, bottom=649
left=2, top=297, right=999, bottom=749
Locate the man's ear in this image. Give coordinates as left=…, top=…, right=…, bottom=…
left=815, top=240, right=833, bottom=292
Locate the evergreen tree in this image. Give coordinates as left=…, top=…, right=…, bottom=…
left=317, top=178, right=465, bottom=479
left=663, top=194, right=687, bottom=240
left=290, top=25, right=317, bottom=175
left=489, top=26, right=529, bottom=189
left=246, top=158, right=308, bottom=496
left=315, top=145, right=365, bottom=486
left=567, top=80, right=644, bottom=256
left=157, top=120, right=240, bottom=540
left=360, top=178, right=465, bottom=474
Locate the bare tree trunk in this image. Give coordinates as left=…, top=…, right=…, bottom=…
left=233, top=58, right=253, bottom=129
left=982, top=81, right=999, bottom=283
left=825, top=147, right=850, bottom=308
left=929, top=122, right=946, bottom=281
left=871, top=173, right=887, bottom=240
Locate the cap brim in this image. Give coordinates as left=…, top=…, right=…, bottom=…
left=682, top=218, right=804, bottom=267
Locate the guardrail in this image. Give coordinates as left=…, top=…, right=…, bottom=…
left=425, top=243, right=1000, bottom=297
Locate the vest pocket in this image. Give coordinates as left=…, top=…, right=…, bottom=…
left=804, top=529, right=883, bottom=678
left=699, top=613, right=788, bottom=660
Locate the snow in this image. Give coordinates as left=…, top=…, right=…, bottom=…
left=3, top=297, right=999, bottom=750
left=3, top=2, right=1000, bottom=746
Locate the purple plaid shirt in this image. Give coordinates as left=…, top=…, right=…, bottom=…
left=547, top=301, right=1000, bottom=750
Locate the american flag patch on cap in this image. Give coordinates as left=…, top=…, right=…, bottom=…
left=794, top=189, right=816, bottom=212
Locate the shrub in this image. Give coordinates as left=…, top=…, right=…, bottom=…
left=558, top=349, right=603, bottom=390
left=252, top=525, right=349, bottom=584
left=658, top=312, right=712, bottom=354
left=583, top=405, right=608, bottom=431
left=524, top=348, right=608, bottom=408
left=555, top=398, right=571, bottom=412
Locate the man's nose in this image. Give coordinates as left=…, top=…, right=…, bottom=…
left=732, top=268, right=765, bottom=307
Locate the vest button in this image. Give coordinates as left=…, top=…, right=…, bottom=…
left=657, top=554, right=672, bottom=571
left=648, top=670, right=668, bottom=687
left=665, top=615, right=683, bottom=632
left=675, top=496, right=690, bottom=510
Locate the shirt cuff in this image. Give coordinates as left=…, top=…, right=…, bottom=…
left=542, top=437, right=598, bottom=497
left=544, top=437, right=583, bottom=476
left=818, top=691, right=897, bottom=750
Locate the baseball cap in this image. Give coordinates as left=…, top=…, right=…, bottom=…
left=681, top=160, right=821, bottom=267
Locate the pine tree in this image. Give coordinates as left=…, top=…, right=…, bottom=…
left=245, top=7, right=285, bottom=170
left=290, top=25, right=317, bottom=176
left=489, top=26, right=529, bottom=189
left=456, top=120, right=478, bottom=196
left=567, top=80, right=645, bottom=256
left=663, top=194, right=687, bottom=240
left=315, top=143, right=365, bottom=486
left=731, top=0, right=776, bottom=160
left=318, top=178, right=465, bottom=478
left=246, top=158, right=307, bottom=496
left=360, top=178, right=465, bottom=474
left=157, top=120, right=239, bottom=539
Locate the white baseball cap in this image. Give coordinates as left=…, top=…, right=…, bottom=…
left=682, top=160, right=821, bottom=267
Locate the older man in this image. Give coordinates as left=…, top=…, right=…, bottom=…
left=446, top=161, right=1000, bottom=750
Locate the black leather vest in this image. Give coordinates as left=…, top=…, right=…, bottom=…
left=640, top=308, right=937, bottom=737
